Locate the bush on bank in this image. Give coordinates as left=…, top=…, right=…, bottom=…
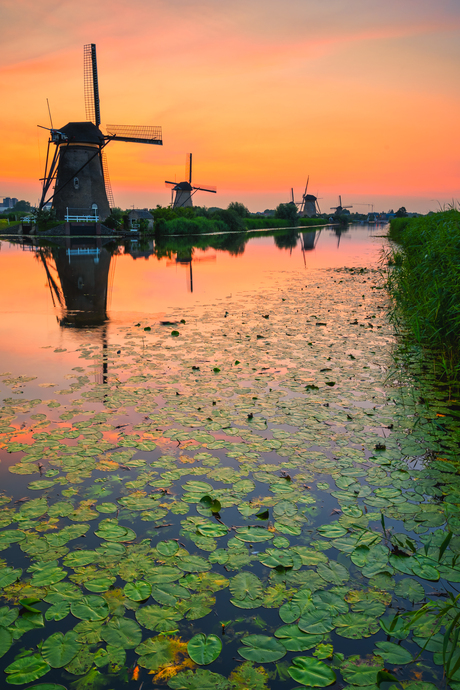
left=387, top=209, right=460, bottom=381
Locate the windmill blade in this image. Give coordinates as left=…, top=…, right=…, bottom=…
left=304, top=176, right=309, bottom=197
left=101, top=150, right=114, bottom=209
left=185, top=153, right=192, bottom=184
left=191, top=185, right=216, bottom=193
left=291, top=188, right=294, bottom=203
left=84, top=44, right=101, bottom=127
left=165, top=181, right=177, bottom=188
left=106, top=124, right=162, bottom=145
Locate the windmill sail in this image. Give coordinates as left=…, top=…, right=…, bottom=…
left=84, top=44, right=101, bottom=127
left=106, top=125, right=162, bottom=145
left=186, top=153, right=192, bottom=185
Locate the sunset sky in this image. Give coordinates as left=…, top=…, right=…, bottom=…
left=1, top=0, right=459, bottom=213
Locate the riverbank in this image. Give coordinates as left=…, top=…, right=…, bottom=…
left=386, top=209, right=460, bottom=387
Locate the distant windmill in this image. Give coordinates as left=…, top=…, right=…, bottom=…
left=297, top=177, right=321, bottom=217
left=330, top=195, right=353, bottom=215
left=165, top=154, right=216, bottom=209
left=38, top=44, right=163, bottom=221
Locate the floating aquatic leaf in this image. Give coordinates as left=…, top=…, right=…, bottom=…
left=70, top=596, right=109, bottom=621
left=157, top=540, right=180, bottom=557
left=94, top=519, right=136, bottom=542
left=279, top=602, right=301, bottom=623
left=394, top=577, right=425, bottom=603
left=187, top=633, right=222, bottom=665
left=101, top=616, right=142, bottom=648
left=135, top=636, right=176, bottom=671
left=298, top=608, right=334, bottom=635
left=340, top=658, right=382, bottom=686
left=317, top=524, right=347, bottom=539
left=31, top=566, right=67, bottom=587
left=196, top=523, right=228, bottom=538
left=0, top=627, right=12, bottom=658
left=41, top=631, right=80, bottom=668
left=0, top=568, right=22, bottom=589
left=374, top=640, right=413, bottom=664
left=85, top=576, right=116, bottom=592
left=124, top=581, right=152, bottom=601
left=333, top=612, right=379, bottom=639
left=167, top=668, right=230, bottom=689
left=274, top=625, right=323, bottom=652
left=5, top=653, right=50, bottom=685
left=135, top=604, right=182, bottom=631
left=287, top=656, right=336, bottom=687
left=235, top=526, right=274, bottom=543
left=238, top=635, right=286, bottom=663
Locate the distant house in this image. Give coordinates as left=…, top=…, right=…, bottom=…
left=128, top=209, right=154, bottom=231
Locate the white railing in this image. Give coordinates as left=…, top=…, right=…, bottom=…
left=66, top=248, right=101, bottom=257
left=65, top=215, right=99, bottom=222
left=21, top=217, right=33, bottom=223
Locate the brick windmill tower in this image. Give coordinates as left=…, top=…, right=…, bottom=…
left=38, top=44, right=163, bottom=221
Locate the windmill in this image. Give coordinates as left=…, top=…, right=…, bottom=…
left=330, top=195, right=353, bottom=215
left=297, top=177, right=321, bottom=217
left=165, top=154, right=216, bottom=209
left=38, top=44, right=163, bottom=222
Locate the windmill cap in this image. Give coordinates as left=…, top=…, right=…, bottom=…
left=58, top=122, right=104, bottom=144
left=305, top=194, right=317, bottom=201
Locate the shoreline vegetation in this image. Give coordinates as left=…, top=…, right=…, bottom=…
left=386, top=209, right=460, bottom=388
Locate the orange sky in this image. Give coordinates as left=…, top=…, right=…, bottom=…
left=1, top=0, right=459, bottom=213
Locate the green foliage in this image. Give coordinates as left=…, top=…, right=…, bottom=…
left=227, top=201, right=250, bottom=218
left=386, top=209, right=460, bottom=384
left=275, top=202, right=298, bottom=224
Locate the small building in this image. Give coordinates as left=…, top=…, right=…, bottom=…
left=128, top=209, right=154, bottom=231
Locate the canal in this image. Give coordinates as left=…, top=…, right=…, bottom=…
left=0, top=224, right=456, bottom=690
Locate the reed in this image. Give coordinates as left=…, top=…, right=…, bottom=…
left=386, top=209, right=460, bottom=387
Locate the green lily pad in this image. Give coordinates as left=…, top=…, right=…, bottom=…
left=124, top=581, right=152, bottom=601
left=279, top=602, right=301, bottom=623
left=5, top=653, right=50, bottom=685
left=340, top=659, right=382, bottom=685
left=84, top=576, right=116, bottom=592
left=94, top=519, right=136, bottom=542
left=287, top=656, right=336, bottom=687
left=42, top=631, right=80, bottom=668
left=374, top=640, right=413, bottom=664
left=235, top=526, right=274, bottom=543
left=298, top=608, right=334, bottom=635
left=157, top=540, right=180, bottom=557
left=63, top=551, right=97, bottom=568
left=275, top=625, right=323, bottom=652
left=317, top=523, right=347, bottom=539
left=196, top=523, right=229, bottom=538
left=238, top=635, right=286, bottom=663
left=0, top=567, right=22, bottom=588
left=135, top=604, right=182, bottom=631
left=0, top=627, right=12, bottom=658
left=333, top=612, right=379, bottom=639
left=70, top=596, right=109, bottom=621
left=394, top=577, right=425, bottom=603
left=101, top=616, right=142, bottom=648
left=187, top=633, right=222, bottom=665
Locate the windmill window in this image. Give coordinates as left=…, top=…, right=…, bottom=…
left=73, top=177, right=80, bottom=190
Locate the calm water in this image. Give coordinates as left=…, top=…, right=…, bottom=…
left=2, top=223, right=456, bottom=690
left=0, top=225, right=383, bottom=387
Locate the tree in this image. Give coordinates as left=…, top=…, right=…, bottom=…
left=227, top=202, right=250, bottom=218
left=12, top=200, right=32, bottom=213
left=395, top=207, right=408, bottom=217
left=275, top=202, right=298, bottom=224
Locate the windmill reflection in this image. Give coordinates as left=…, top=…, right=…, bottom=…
left=166, top=250, right=216, bottom=293
left=39, top=238, right=114, bottom=327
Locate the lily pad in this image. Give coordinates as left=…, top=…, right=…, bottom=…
left=42, top=631, right=80, bottom=668
left=238, top=635, right=286, bottom=663
left=187, top=633, right=222, bottom=665
left=374, top=640, right=413, bottom=664
left=287, top=656, right=336, bottom=687
left=124, top=581, right=152, bottom=601
left=70, top=596, right=109, bottom=621
left=101, top=616, right=142, bottom=648
left=5, top=654, right=50, bottom=685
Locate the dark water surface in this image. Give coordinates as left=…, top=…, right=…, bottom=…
left=0, top=225, right=457, bottom=690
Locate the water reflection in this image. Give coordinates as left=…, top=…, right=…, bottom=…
left=38, top=238, right=114, bottom=328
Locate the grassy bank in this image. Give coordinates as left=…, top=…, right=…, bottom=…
left=386, top=209, right=460, bottom=384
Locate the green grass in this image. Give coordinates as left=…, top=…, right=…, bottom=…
left=386, top=209, right=460, bottom=385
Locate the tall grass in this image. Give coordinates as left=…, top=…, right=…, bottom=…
left=386, top=209, right=460, bottom=385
